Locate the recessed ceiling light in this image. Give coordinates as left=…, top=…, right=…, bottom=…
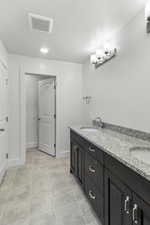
left=40, top=47, right=49, bottom=54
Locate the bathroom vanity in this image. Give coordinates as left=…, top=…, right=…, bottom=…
left=70, top=126, right=150, bottom=225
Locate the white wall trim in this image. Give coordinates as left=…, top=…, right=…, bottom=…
left=8, top=55, right=82, bottom=163
left=7, top=158, right=25, bottom=168
left=20, top=67, right=57, bottom=163
left=26, top=142, right=38, bottom=149
left=39, top=143, right=51, bottom=153
left=0, top=158, right=25, bottom=183
left=0, top=162, right=7, bottom=185
left=56, top=150, right=70, bottom=158
left=0, top=40, right=8, bottom=69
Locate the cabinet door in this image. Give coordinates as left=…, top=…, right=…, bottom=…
left=132, top=194, right=150, bottom=225
left=78, top=146, right=84, bottom=185
left=70, top=141, right=78, bottom=176
left=70, top=141, right=84, bottom=185
left=105, top=171, right=132, bottom=225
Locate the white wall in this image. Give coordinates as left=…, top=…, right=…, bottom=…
left=25, top=75, right=38, bottom=149
left=0, top=40, right=8, bottom=182
left=8, top=54, right=82, bottom=164
left=0, top=40, right=8, bottom=68
left=82, top=8, right=150, bottom=133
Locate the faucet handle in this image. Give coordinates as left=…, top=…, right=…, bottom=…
left=95, top=117, right=101, bottom=121
left=92, top=116, right=103, bottom=128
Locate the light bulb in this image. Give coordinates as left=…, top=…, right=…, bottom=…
left=96, top=49, right=104, bottom=59
left=145, top=1, right=150, bottom=20
left=40, top=47, right=49, bottom=54
left=90, top=54, right=97, bottom=64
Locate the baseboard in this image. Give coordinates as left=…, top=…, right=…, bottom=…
left=56, top=150, right=70, bottom=158
left=26, top=142, right=38, bottom=149
left=39, top=143, right=49, bottom=152
left=7, top=158, right=25, bottom=168
left=26, top=147, right=38, bottom=151
left=0, top=162, right=7, bottom=185
left=39, top=144, right=54, bottom=155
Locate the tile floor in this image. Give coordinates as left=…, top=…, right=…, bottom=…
left=0, top=149, right=102, bottom=225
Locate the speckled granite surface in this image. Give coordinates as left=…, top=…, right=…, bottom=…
left=70, top=126, right=150, bottom=182
left=104, top=122, right=150, bottom=141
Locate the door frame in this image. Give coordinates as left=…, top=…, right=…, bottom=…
left=0, top=60, right=8, bottom=183
left=38, top=78, right=56, bottom=156
left=20, top=69, right=57, bottom=164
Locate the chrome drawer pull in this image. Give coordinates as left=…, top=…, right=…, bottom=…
left=89, top=190, right=96, bottom=200
left=89, top=146, right=95, bottom=152
left=132, top=204, right=138, bottom=224
left=89, top=165, right=96, bottom=173
left=124, top=196, right=130, bottom=214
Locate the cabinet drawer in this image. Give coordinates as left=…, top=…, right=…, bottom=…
left=86, top=142, right=103, bottom=164
left=85, top=177, right=103, bottom=220
left=70, top=130, right=87, bottom=149
left=71, top=130, right=103, bottom=164
left=85, top=153, right=103, bottom=193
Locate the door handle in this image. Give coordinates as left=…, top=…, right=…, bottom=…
left=124, top=196, right=130, bottom=214
left=89, top=190, right=96, bottom=200
left=0, top=129, right=5, bottom=132
left=132, top=204, right=138, bottom=224
left=88, top=146, right=95, bottom=152
left=89, top=165, right=96, bottom=173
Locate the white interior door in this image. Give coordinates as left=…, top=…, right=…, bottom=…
left=0, top=62, right=8, bottom=179
left=38, top=79, right=55, bottom=156
left=25, top=76, right=38, bottom=149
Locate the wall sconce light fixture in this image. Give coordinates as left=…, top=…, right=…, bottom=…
left=145, top=1, right=150, bottom=33
left=90, top=45, right=117, bottom=68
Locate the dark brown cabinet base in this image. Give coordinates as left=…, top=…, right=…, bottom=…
left=104, top=170, right=132, bottom=225
left=70, top=129, right=150, bottom=225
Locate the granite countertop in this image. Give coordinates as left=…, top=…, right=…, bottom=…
left=70, top=126, right=150, bottom=182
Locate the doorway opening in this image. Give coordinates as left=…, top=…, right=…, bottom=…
left=25, top=73, right=56, bottom=157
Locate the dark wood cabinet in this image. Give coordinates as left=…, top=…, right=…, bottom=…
left=70, top=129, right=150, bottom=225
left=70, top=140, right=84, bottom=186
left=70, top=141, right=78, bottom=176
left=70, top=130, right=104, bottom=222
left=105, top=170, right=132, bottom=225
left=77, top=145, right=84, bottom=185
left=85, top=152, right=104, bottom=221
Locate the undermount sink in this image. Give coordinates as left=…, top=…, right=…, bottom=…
left=80, top=127, right=99, bottom=132
left=130, top=146, right=150, bottom=165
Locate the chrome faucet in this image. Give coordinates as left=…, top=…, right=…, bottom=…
left=93, top=117, right=104, bottom=128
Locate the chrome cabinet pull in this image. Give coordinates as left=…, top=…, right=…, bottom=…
left=133, top=204, right=138, bottom=224
left=89, top=146, right=95, bottom=152
left=89, top=165, right=96, bottom=173
left=89, top=190, right=96, bottom=200
left=124, top=196, right=130, bottom=214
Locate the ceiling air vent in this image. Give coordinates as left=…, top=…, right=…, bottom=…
left=28, top=13, right=53, bottom=33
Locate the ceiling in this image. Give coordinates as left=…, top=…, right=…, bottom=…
left=0, top=0, right=146, bottom=63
